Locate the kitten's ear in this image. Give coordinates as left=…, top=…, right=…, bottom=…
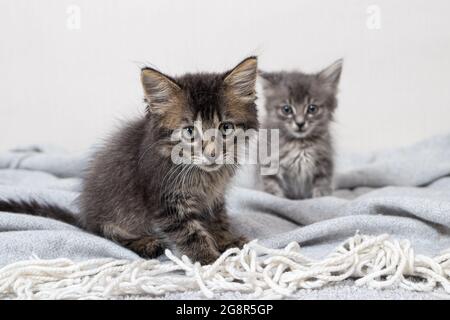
left=224, top=57, right=258, bottom=103
left=258, top=72, right=283, bottom=100
left=141, top=67, right=181, bottom=113
left=259, top=71, right=275, bottom=90
left=317, top=59, right=343, bottom=91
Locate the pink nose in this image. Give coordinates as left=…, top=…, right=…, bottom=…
left=203, top=143, right=217, bottom=162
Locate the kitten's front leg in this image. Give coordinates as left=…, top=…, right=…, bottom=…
left=208, top=206, right=248, bottom=252
left=161, top=213, right=220, bottom=265
left=312, top=176, right=333, bottom=198
left=311, top=156, right=334, bottom=198
left=101, top=224, right=165, bottom=259
left=262, top=175, right=285, bottom=197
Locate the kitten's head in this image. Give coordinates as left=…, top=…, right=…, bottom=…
left=261, top=59, right=342, bottom=139
left=140, top=57, right=258, bottom=171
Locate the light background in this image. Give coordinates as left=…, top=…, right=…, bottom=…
left=1, top=0, right=449, bottom=153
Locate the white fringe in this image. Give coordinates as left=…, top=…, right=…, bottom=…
left=0, top=234, right=449, bottom=299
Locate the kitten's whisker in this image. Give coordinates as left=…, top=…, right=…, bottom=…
left=179, top=165, right=191, bottom=200
left=160, top=164, right=184, bottom=202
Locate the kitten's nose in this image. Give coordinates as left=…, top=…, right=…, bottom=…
left=296, top=121, right=305, bottom=131
left=205, top=150, right=216, bottom=162
left=203, top=143, right=217, bottom=163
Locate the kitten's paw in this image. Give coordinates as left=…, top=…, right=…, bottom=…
left=231, top=236, right=249, bottom=249
left=264, top=185, right=285, bottom=198
left=312, top=187, right=332, bottom=198
left=128, top=237, right=165, bottom=259
left=220, top=236, right=249, bottom=251
left=263, top=178, right=285, bottom=198
left=143, top=242, right=165, bottom=259
left=194, top=250, right=221, bottom=265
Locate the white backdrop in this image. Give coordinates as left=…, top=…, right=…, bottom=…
left=1, top=0, right=449, bottom=153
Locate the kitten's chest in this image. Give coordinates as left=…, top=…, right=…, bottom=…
left=166, top=171, right=227, bottom=213
left=279, top=147, right=316, bottom=198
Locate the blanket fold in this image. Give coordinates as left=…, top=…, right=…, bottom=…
left=1, top=134, right=450, bottom=299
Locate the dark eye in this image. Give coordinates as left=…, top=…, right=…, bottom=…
left=183, top=126, right=195, bottom=140
left=219, top=122, right=235, bottom=136
left=307, top=104, right=318, bottom=114
left=281, top=104, right=293, bottom=115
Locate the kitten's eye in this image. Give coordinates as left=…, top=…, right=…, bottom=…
left=282, top=104, right=293, bottom=115
left=182, top=126, right=195, bottom=140
left=307, top=104, right=318, bottom=114
left=219, top=122, right=235, bottom=136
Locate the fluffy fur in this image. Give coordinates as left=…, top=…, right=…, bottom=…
left=259, top=59, right=343, bottom=199
left=0, top=57, right=259, bottom=264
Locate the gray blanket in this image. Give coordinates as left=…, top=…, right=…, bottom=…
left=1, top=134, right=450, bottom=299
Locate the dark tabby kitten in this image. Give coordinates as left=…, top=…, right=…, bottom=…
left=0, top=57, right=259, bottom=264
left=259, top=59, right=342, bottom=199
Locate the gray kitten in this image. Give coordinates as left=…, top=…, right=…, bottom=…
left=259, top=59, right=343, bottom=199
